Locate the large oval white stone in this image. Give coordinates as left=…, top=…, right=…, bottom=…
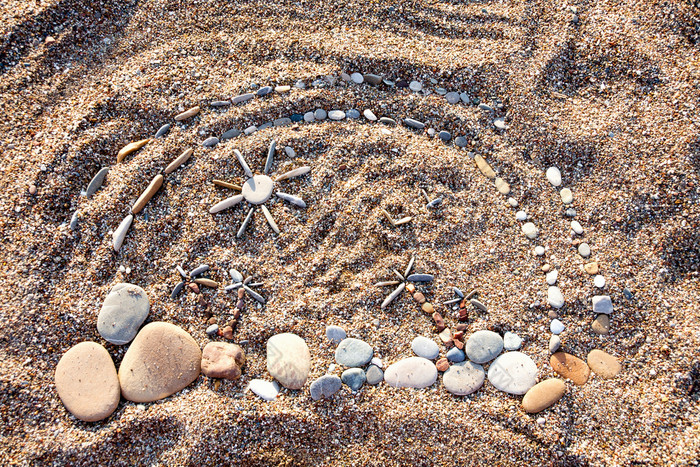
left=242, top=174, right=274, bottom=205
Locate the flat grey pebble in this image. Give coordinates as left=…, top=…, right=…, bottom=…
left=284, top=146, right=295, bottom=157
left=221, top=128, right=241, bottom=140
left=328, top=110, right=345, bottom=120
left=202, top=136, right=219, bottom=148
left=335, top=338, right=373, bottom=367
left=550, top=319, right=565, bottom=334
left=256, top=86, right=272, bottom=96
left=465, top=330, right=503, bottom=364
left=384, top=357, right=437, bottom=389
left=273, top=117, right=291, bottom=127
left=363, top=109, right=377, bottom=121
left=592, top=295, right=614, bottom=315
left=155, top=124, right=170, bottom=138
left=548, top=286, right=564, bottom=309
left=438, top=130, right=451, bottom=141
left=503, top=331, right=522, bottom=350
left=404, top=118, right=425, bottom=130
left=446, top=92, right=460, bottom=104
left=365, top=365, right=384, bottom=385
left=406, top=273, right=433, bottom=282
left=206, top=324, right=219, bottom=335
left=69, top=211, right=79, bottom=230
left=341, top=368, right=366, bottom=391
left=346, top=109, right=360, bottom=119
left=97, top=283, right=149, bottom=345
left=309, top=375, right=342, bottom=400
left=379, top=117, right=396, bottom=125
left=325, top=325, right=346, bottom=344
left=314, top=109, right=327, bottom=120
left=443, top=361, right=485, bottom=395
left=455, top=136, right=468, bottom=147
left=411, top=336, right=440, bottom=360
left=446, top=347, right=466, bottom=363
left=303, top=111, right=315, bottom=122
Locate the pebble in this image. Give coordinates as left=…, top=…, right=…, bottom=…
left=550, top=319, right=565, bottom=335
left=131, top=174, right=164, bottom=214
left=466, top=330, right=503, bottom=364
left=443, top=361, right=485, bottom=396
left=69, top=212, right=79, bottom=230
left=295, top=80, right=306, bottom=89
left=578, top=243, right=591, bottom=257
left=446, top=92, right=460, bottom=104
left=592, top=295, right=614, bottom=315
left=55, top=342, right=120, bottom=422
left=350, top=72, right=364, bottom=84
left=290, top=114, right=303, bottom=122
left=335, top=338, right=373, bottom=367
left=201, top=342, right=245, bottom=380
left=446, top=347, right=466, bottom=363
left=546, top=167, right=562, bottom=186
left=438, top=130, right=451, bottom=142
left=97, top=283, right=150, bottom=345
left=406, top=273, right=434, bottom=282
left=365, top=365, right=384, bottom=385
left=455, top=136, right=467, bottom=147
left=404, top=118, right=425, bottom=130
left=174, top=106, right=200, bottom=121
left=503, top=332, right=523, bottom=350
left=592, top=314, right=610, bottom=334
left=221, top=128, right=241, bottom=140
left=549, top=335, right=561, bottom=353
left=189, top=264, right=209, bottom=277
left=325, top=325, right=346, bottom=344
left=314, top=109, right=327, bottom=120
left=384, top=357, right=438, bottom=389
left=244, top=126, right=257, bottom=135
left=584, top=262, right=599, bottom=275
left=409, top=81, right=422, bottom=92
left=303, top=112, right=315, bottom=122
left=273, top=117, right=291, bottom=127
left=379, top=117, right=396, bottom=125
left=475, top=155, right=496, bottom=179
left=206, top=324, right=219, bottom=335
left=546, top=270, right=558, bottom=285
left=470, top=298, right=487, bottom=312
left=86, top=168, right=109, bottom=197
left=571, top=221, right=583, bottom=234
left=516, top=211, right=527, bottom=221
left=119, top=322, right=201, bottom=402
left=548, top=286, right=564, bottom=309
left=155, top=124, right=170, bottom=138
left=535, top=246, right=545, bottom=256
left=164, top=148, right=193, bottom=174
left=211, top=100, right=231, bottom=106
left=371, top=357, right=383, bottom=368
left=623, top=287, right=633, bottom=299
left=267, top=333, right=311, bottom=390
left=493, top=117, right=507, bottom=129
left=310, top=375, right=342, bottom=400
left=487, top=352, right=538, bottom=395
left=550, top=352, right=591, bottom=385
left=248, top=379, right=279, bottom=401
left=594, top=275, right=606, bottom=288
left=117, top=138, right=150, bottom=163
left=460, top=92, right=470, bottom=103
left=587, top=349, right=621, bottom=379
left=346, top=109, right=360, bottom=119
left=411, top=336, right=440, bottom=360
left=363, top=109, right=377, bottom=121
left=341, top=368, right=366, bottom=391
left=478, top=103, right=494, bottom=112
left=256, top=86, right=272, bottom=96
left=522, top=222, right=539, bottom=239
left=565, top=208, right=577, bottom=217
left=275, top=85, right=291, bottom=93
left=328, top=110, right=345, bottom=120
left=560, top=188, right=573, bottom=204
left=232, top=93, right=254, bottom=104
left=363, top=74, right=382, bottom=85
left=522, top=379, right=566, bottom=413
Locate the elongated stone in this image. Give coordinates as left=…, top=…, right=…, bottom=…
left=375, top=280, right=400, bottom=287
left=131, top=174, right=163, bottom=214
left=171, top=281, right=184, bottom=299
left=474, top=155, right=496, bottom=179
left=407, top=274, right=434, bottom=282
left=495, top=177, right=511, bottom=195
left=194, top=278, right=218, bottom=288
left=155, top=124, right=170, bottom=138
left=363, top=74, right=382, bottom=85
left=244, top=285, right=265, bottom=303
left=113, top=214, right=133, bottom=252
left=202, top=136, right=219, bottom=148
left=276, top=192, right=306, bottom=208
left=381, top=283, right=405, bottom=309
left=550, top=352, right=590, bottom=385
left=174, top=106, right=200, bottom=121
left=364, top=109, right=377, bottom=121
left=522, top=379, right=566, bottom=413
left=404, top=256, right=415, bottom=277
left=233, top=149, right=253, bottom=178
left=221, top=128, right=241, bottom=140
left=117, top=138, right=150, bottom=163
left=86, top=168, right=109, bottom=197
left=211, top=100, right=231, bottom=107
left=261, top=205, right=280, bottom=234
left=237, top=208, right=255, bottom=237
left=164, top=148, right=193, bottom=174
left=265, top=140, right=276, bottom=175
left=275, top=166, right=310, bottom=182
left=232, top=93, right=254, bottom=104
left=404, top=118, right=425, bottom=130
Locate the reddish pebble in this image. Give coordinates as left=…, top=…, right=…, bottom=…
left=188, top=283, right=200, bottom=294
left=453, top=331, right=464, bottom=342
left=236, top=299, right=245, bottom=310
left=29, top=184, right=37, bottom=195
left=436, top=358, right=449, bottom=372
left=413, top=292, right=426, bottom=304
left=233, top=308, right=241, bottom=320
left=542, top=264, right=551, bottom=273
left=221, top=326, right=234, bottom=339
left=458, top=309, right=469, bottom=321
left=432, top=312, right=446, bottom=331
left=406, top=283, right=416, bottom=294
left=453, top=339, right=464, bottom=350
left=208, top=317, right=218, bottom=325
left=455, top=323, right=468, bottom=332
left=237, top=288, right=245, bottom=299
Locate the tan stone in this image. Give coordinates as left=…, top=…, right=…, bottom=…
left=164, top=148, right=193, bottom=174
left=584, top=262, right=599, bottom=275
left=413, top=292, right=426, bottom=304
left=421, top=302, right=434, bottom=314
left=474, top=155, right=496, bottom=179
left=522, top=378, right=566, bottom=413
left=55, top=342, right=120, bottom=422
left=406, top=283, right=416, bottom=294
left=131, top=174, right=163, bottom=214
left=117, top=138, right=150, bottom=163
left=194, top=278, right=218, bottom=288
left=436, top=358, right=449, bottom=372
left=550, top=352, right=590, bottom=385
left=174, top=105, right=200, bottom=121
left=495, top=177, right=511, bottom=195
left=119, top=322, right=201, bottom=402
left=201, top=342, right=245, bottom=380
left=587, top=349, right=621, bottom=379
left=591, top=314, right=610, bottom=335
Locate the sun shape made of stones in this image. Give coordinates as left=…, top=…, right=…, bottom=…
left=209, top=140, right=310, bottom=237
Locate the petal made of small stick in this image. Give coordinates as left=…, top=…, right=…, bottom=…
left=395, top=216, right=412, bottom=225
left=265, top=140, right=276, bottom=175
left=392, top=269, right=405, bottom=281
left=230, top=269, right=243, bottom=282
left=131, top=174, right=164, bottom=214
left=261, top=205, right=280, bottom=234
left=243, top=276, right=252, bottom=285
left=164, top=148, right=193, bottom=174
left=194, top=278, right=218, bottom=288
left=224, top=283, right=242, bottom=292
left=117, top=138, right=150, bottom=163
left=276, top=192, right=306, bottom=208
left=375, top=280, right=400, bottom=287
left=381, top=283, right=405, bottom=309
left=407, top=273, right=434, bottom=282
left=237, top=208, right=255, bottom=238
left=274, top=166, right=310, bottom=182
left=210, top=194, right=244, bottom=214
left=213, top=179, right=242, bottom=190
left=234, top=149, right=253, bottom=178
left=381, top=209, right=395, bottom=225
left=244, top=285, right=265, bottom=303
left=405, top=256, right=415, bottom=277
left=171, top=281, right=184, bottom=299
left=112, top=214, right=133, bottom=252
left=176, top=266, right=187, bottom=278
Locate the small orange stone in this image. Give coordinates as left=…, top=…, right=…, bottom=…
left=542, top=264, right=551, bottom=273
left=187, top=283, right=200, bottom=294
left=237, top=288, right=245, bottom=299
left=436, top=358, right=449, bottom=372
left=421, top=302, right=434, bottom=314
left=432, top=312, right=446, bottom=331
left=221, top=326, right=234, bottom=339
left=406, top=283, right=416, bottom=294
left=584, top=262, right=600, bottom=275
left=550, top=352, right=591, bottom=385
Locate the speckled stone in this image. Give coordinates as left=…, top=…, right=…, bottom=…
left=503, top=332, right=522, bottom=350
left=341, top=368, right=366, bottom=391
left=443, top=361, right=485, bottom=396
left=201, top=342, right=245, bottom=380
left=587, top=349, right=621, bottom=379
left=309, top=375, right=342, bottom=400
left=97, top=283, right=149, bottom=345
left=267, top=333, right=311, bottom=390
left=465, top=330, right=503, bottom=364
left=411, top=336, right=440, bottom=360
left=325, top=325, right=346, bottom=344
left=335, top=338, right=373, bottom=367
left=384, top=357, right=437, bottom=389
left=365, top=364, right=384, bottom=385
left=550, top=352, right=590, bottom=385
left=522, top=378, right=566, bottom=413
left=487, top=352, right=538, bottom=395
left=592, top=314, right=610, bottom=335
left=446, top=347, right=466, bottom=362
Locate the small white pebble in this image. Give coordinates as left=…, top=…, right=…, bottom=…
left=594, top=275, right=605, bottom=288
left=516, top=210, right=527, bottom=221
left=508, top=197, right=518, bottom=207
left=125, top=267, right=131, bottom=274
left=371, top=357, right=383, bottom=368
left=537, top=417, right=546, bottom=425
left=137, top=404, right=146, bottom=411
left=119, top=265, right=126, bottom=272
left=328, top=363, right=336, bottom=373
left=535, top=246, right=545, bottom=256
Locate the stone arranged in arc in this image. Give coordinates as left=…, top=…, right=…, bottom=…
left=384, top=357, right=438, bottom=389
left=443, top=361, right=485, bottom=396
left=550, top=352, right=590, bottom=386
left=267, top=333, right=311, bottom=390
left=310, top=375, right=342, bottom=400
left=465, top=330, right=503, bottom=364
left=201, top=342, right=245, bottom=380
left=342, top=368, right=367, bottom=391
left=587, top=349, right=621, bottom=379
left=411, top=336, right=440, bottom=360
left=487, top=352, right=538, bottom=395
left=522, top=378, right=566, bottom=413
left=55, top=341, right=120, bottom=422
left=97, top=283, right=150, bottom=345
left=119, top=322, right=201, bottom=403
left=335, top=338, right=373, bottom=367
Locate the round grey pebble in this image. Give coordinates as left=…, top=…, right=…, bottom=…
left=365, top=365, right=384, bottom=385
left=335, top=338, right=373, bottom=367
left=325, top=325, right=346, bottom=344
left=443, top=361, right=485, bottom=396
left=97, top=283, right=150, bottom=345
left=446, top=347, right=466, bottom=363
left=206, top=324, right=219, bottom=335
left=409, top=81, right=422, bottom=92
left=346, top=109, right=360, bottom=119
left=411, top=336, right=440, bottom=360
left=578, top=243, right=591, bottom=257
left=446, top=92, right=460, bottom=104
left=155, top=124, right=170, bottom=138
left=341, top=368, right=366, bottom=391
left=303, top=111, right=315, bottom=122
left=438, top=130, right=451, bottom=141
left=503, top=331, right=522, bottom=350
left=314, top=109, right=327, bottom=120
left=455, top=136, right=468, bottom=147
left=309, top=375, right=342, bottom=400
left=465, top=330, right=503, bottom=364
left=202, top=137, right=219, bottom=148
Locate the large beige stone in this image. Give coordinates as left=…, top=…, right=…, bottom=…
left=267, top=333, right=310, bottom=389
left=522, top=378, right=566, bottom=413
left=587, top=349, right=622, bottom=379
left=119, top=322, right=201, bottom=402
left=201, top=342, right=245, bottom=380
left=550, top=352, right=590, bottom=386
left=55, top=341, right=120, bottom=422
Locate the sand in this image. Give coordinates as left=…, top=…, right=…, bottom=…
left=1, top=0, right=699, bottom=464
